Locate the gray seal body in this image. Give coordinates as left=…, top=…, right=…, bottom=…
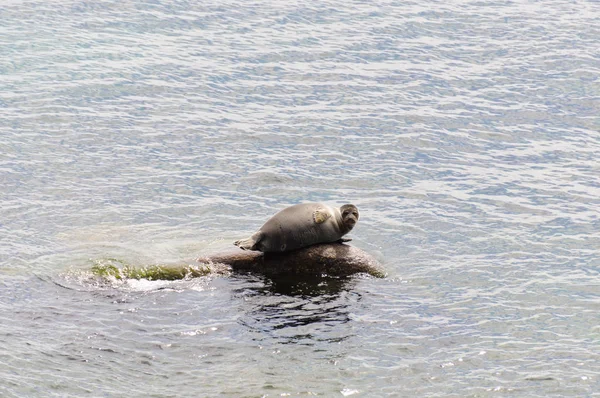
left=234, top=203, right=359, bottom=253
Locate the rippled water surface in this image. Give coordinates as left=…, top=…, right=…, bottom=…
left=1, top=0, right=599, bottom=396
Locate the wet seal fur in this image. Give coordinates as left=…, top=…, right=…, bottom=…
left=234, top=203, right=359, bottom=253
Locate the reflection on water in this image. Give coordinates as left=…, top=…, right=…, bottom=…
left=233, top=274, right=358, bottom=345
left=257, top=274, right=356, bottom=297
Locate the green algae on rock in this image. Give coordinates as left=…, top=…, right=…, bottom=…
left=90, top=258, right=216, bottom=281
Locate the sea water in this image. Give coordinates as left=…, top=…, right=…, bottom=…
left=1, top=0, right=599, bottom=396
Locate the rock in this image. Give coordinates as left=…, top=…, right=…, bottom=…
left=197, top=243, right=385, bottom=278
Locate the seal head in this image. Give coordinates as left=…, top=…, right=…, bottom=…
left=339, top=204, right=359, bottom=233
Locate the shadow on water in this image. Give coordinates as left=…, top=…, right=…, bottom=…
left=232, top=273, right=362, bottom=345
left=256, top=273, right=355, bottom=297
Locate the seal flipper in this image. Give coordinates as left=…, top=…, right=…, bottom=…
left=234, top=231, right=264, bottom=251
left=337, top=237, right=352, bottom=243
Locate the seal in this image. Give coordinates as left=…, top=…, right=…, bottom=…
left=234, top=203, right=359, bottom=253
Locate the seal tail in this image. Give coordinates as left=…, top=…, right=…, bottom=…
left=234, top=232, right=263, bottom=251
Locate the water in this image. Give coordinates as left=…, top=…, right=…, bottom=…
left=1, top=0, right=599, bottom=396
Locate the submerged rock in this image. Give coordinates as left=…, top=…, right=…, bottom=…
left=88, top=244, right=385, bottom=282
left=197, top=243, right=385, bottom=278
